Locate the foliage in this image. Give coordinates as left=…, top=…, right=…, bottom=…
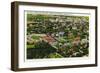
left=27, top=41, right=57, bottom=59
left=27, top=13, right=89, bottom=59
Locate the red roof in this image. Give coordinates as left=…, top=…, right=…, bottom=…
left=42, top=35, right=55, bottom=43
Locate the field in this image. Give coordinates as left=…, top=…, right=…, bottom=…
left=26, top=12, right=89, bottom=59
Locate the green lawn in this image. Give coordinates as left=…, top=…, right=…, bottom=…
left=32, top=35, right=41, bottom=40
left=27, top=45, right=35, bottom=49
left=48, top=53, right=63, bottom=58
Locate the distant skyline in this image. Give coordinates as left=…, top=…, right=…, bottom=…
left=25, top=10, right=90, bottom=17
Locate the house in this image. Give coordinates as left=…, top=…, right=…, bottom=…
left=42, top=35, right=56, bottom=44
left=72, top=36, right=81, bottom=46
